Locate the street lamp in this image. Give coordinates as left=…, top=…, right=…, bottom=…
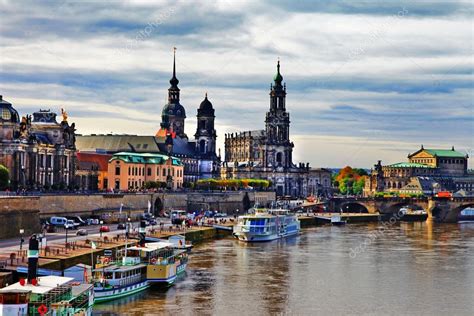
left=124, top=217, right=131, bottom=263
left=99, top=220, right=104, bottom=238
left=19, top=229, right=25, bottom=251
left=64, top=224, right=69, bottom=252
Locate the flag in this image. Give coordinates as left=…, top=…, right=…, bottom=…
left=91, top=241, right=97, bottom=250
left=119, top=203, right=123, bottom=214
left=147, top=200, right=151, bottom=214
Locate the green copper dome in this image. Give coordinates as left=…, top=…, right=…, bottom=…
left=273, top=60, right=283, bottom=84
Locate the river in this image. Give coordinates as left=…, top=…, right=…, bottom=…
left=93, top=220, right=474, bottom=315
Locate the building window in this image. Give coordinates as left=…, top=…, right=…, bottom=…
left=115, top=166, right=120, bottom=176
left=147, top=168, right=151, bottom=176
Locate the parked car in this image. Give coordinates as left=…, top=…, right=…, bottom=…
left=65, top=220, right=79, bottom=230
left=67, top=216, right=87, bottom=226
left=76, top=229, right=88, bottom=236
left=117, top=223, right=126, bottom=230
left=99, top=226, right=110, bottom=233
left=214, top=212, right=228, bottom=218
left=87, top=218, right=99, bottom=225
left=148, top=219, right=157, bottom=226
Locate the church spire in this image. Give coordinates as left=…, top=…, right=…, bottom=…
left=170, top=47, right=179, bottom=87
left=273, top=58, right=283, bottom=86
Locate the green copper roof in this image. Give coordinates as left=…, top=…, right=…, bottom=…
left=110, top=152, right=183, bottom=166
left=423, top=149, right=466, bottom=158
left=273, top=60, right=283, bottom=83
left=388, top=162, right=435, bottom=168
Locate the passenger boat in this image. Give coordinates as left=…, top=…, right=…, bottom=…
left=0, top=276, right=94, bottom=315
left=92, top=255, right=149, bottom=303
left=233, top=208, right=300, bottom=242
left=331, top=215, right=347, bottom=226
left=127, top=242, right=188, bottom=286
left=458, top=207, right=474, bottom=223
left=399, top=207, right=428, bottom=222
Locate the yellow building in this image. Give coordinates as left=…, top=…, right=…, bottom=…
left=108, top=152, right=184, bottom=191
left=408, top=146, right=468, bottom=176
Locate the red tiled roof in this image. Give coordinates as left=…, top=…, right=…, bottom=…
left=77, top=152, right=111, bottom=171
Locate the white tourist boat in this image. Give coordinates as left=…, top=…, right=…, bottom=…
left=233, top=208, right=300, bottom=242
left=92, top=257, right=149, bottom=303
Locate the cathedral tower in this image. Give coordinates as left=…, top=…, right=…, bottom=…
left=264, top=60, right=293, bottom=168
left=160, top=48, right=187, bottom=139
left=195, top=93, right=217, bottom=157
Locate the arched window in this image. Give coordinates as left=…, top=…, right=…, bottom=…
left=276, top=152, right=282, bottom=164
left=200, top=139, right=206, bottom=153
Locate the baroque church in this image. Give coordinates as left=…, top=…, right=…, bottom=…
left=76, top=49, right=221, bottom=185
left=222, top=61, right=331, bottom=197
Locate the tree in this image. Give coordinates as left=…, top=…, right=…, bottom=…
left=242, top=192, right=251, bottom=212
left=0, top=165, right=9, bottom=190
left=333, top=166, right=366, bottom=195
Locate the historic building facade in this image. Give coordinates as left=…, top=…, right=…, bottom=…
left=364, top=146, right=473, bottom=196
left=222, top=62, right=331, bottom=197
left=107, top=152, right=184, bottom=191
left=76, top=49, right=220, bottom=188
left=0, top=95, right=77, bottom=190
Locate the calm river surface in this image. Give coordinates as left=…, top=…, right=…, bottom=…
left=93, top=221, right=474, bottom=315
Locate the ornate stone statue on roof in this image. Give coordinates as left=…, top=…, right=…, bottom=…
left=61, top=108, right=68, bottom=122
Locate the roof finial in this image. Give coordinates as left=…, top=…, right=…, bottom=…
left=421, top=144, right=424, bottom=149
left=170, top=47, right=179, bottom=87
left=173, top=47, right=176, bottom=76
left=205, top=92, right=208, bottom=98
left=452, top=146, right=455, bottom=151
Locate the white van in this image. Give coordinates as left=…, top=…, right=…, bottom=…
left=50, top=217, right=79, bottom=229
left=50, top=216, right=68, bottom=226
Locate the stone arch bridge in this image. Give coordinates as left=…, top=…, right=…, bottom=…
left=328, top=197, right=474, bottom=223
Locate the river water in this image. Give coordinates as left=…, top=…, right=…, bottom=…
left=93, top=221, right=474, bottom=315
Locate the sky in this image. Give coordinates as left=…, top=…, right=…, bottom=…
left=0, top=0, right=473, bottom=168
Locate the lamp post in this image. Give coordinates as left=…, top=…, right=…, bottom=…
left=64, top=224, right=69, bottom=252
left=19, top=229, right=25, bottom=251
left=124, top=217, right=131, bottom=263
left=99, top=220, right=104, bottom=238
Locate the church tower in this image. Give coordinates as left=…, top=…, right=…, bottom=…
left=264, top=60, right=293, bottom=168
left=195, top=93, right=217, bottom=157
left=160, top=48, right=187, bottom=139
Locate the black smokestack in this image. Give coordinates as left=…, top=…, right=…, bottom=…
left=27, top=234, right=39, bottom=283
left=139, top=220, right=147, bottom=247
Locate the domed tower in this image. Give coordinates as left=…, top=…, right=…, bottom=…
left=0, top=95, right=20, bottom=141
left=265, top=60, right=293, bottom=168
left=195, top=93, right=217, bottom=157
left=160, top=48, right=187, bottom=139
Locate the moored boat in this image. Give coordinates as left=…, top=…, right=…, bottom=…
left=92, top=257, right=149, bottom=303
left=233, top=208, right=300, bottom=242
left=399, top=207, right=428, bottom=222
left=127, top=242, right=188, bottom=286
left=0, top=235, right=94, bottom=315
left=458, top=207, right=474, bottom=223
left=331, top=215, right=347, bottom=226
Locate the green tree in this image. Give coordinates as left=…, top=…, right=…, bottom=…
left=0, top=164, right=9, bottom=190
left=242, top=192, right=251, bottom=211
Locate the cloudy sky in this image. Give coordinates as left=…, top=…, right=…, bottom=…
left=1, top=0, right=473, bottom=168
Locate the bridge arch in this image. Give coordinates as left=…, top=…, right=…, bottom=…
left=339, top=202, right=369, bottom=213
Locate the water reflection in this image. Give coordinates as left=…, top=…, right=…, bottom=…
left=94, top=221, right=474, bottom=316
